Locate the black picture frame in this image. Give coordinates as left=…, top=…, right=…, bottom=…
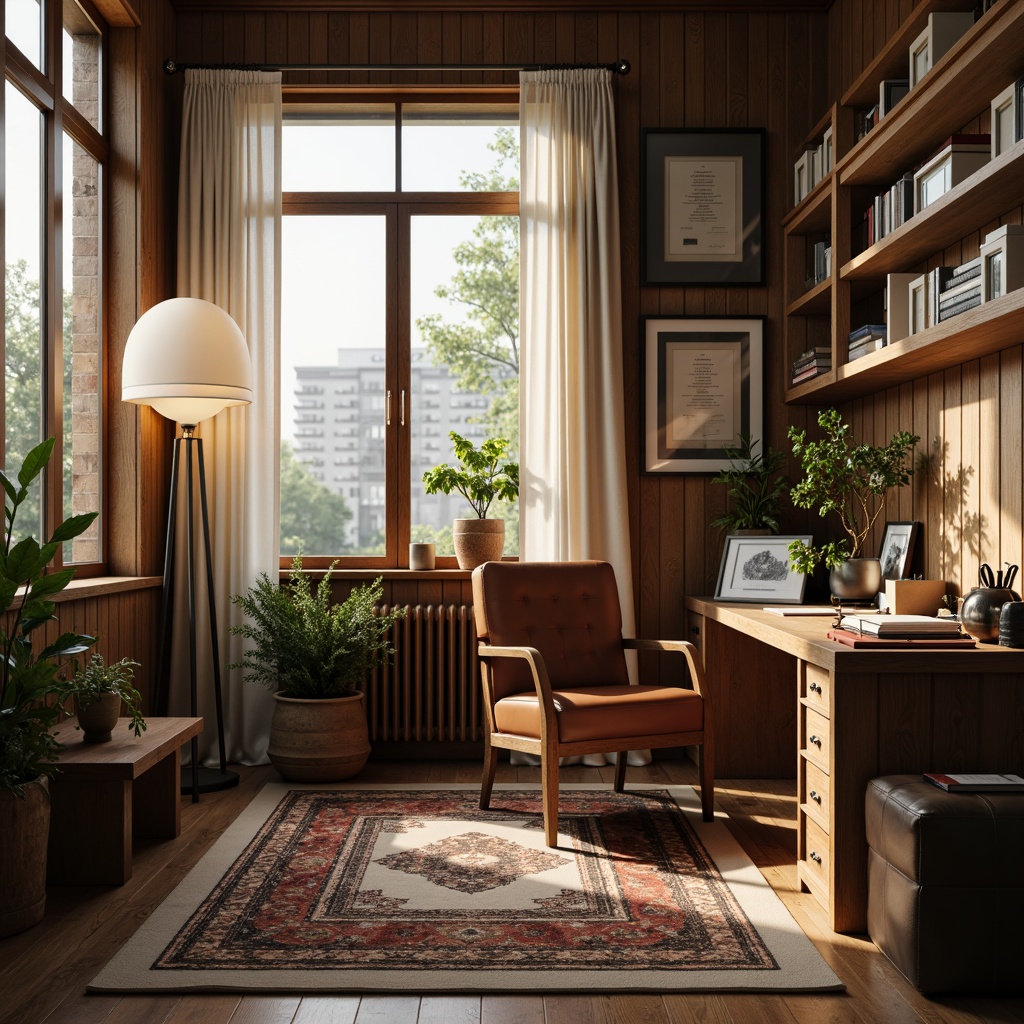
left=714, top=534, right=812, bottom=604
left=878, top=521, right=920, bottom=580
left=641, top=315, right=764, bottom=473
left=641, top=128, right=765, bottom=286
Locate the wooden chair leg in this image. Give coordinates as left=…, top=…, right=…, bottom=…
left=480, top=738, right=498, bottom=810
left=613, top=750, right=628, bottom=792
left=699, top=743, right=714, bottom=822
left=541, top=753, right=560, bottom=847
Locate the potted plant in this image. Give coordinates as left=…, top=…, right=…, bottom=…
left=422, top=431, right=519, bottom=570
left=69, top=654, right=146, bottom=743
left=710, top=433, right=788, bottom=535
left=230, top=557, right=405, bottom=781
left=0, top=437, right=98, bottom=938
left=788, top=408, right=919, bottom=599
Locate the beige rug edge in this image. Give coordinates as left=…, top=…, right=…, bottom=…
left=88, top=782, right=845, bottom=994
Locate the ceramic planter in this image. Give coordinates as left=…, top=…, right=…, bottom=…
left=74, top=691, right=123, bottom=743
left=0, top=777, right=49, bottom=938
left=452, top=518, right=505, bottom=570
left=268, top=691, right=371, bottom=782
left=828, top=558, right=882, bottom=601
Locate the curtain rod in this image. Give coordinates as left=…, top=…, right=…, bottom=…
left=163, top=58, right=630, bottom=75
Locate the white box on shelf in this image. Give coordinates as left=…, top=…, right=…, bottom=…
left=991, top=84, right=1020, bottom=160
left=908, top=274, right=930, bottom=335
left=794, top=151, right=809, bottom=206
left=823, top=125, right=833, bottom=174
left=886, top=272, right=920, bottom=344
left=980, top=224, right=1024, bottom=302
left=908, top=12, right=977, bottom=88
left=913, top=137, right=990, bottom=213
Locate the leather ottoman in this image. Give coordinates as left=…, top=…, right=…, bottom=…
left=865, top=775, right=1024, bottom=993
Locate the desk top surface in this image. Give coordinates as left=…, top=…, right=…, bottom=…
left=685, top=597, right=1024, bottom=672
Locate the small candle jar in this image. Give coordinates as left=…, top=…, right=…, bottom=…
left=409, top=542, right=435, bottom=571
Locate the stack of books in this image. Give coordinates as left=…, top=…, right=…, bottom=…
left=839, top=613, right=962, bottom=639
left=791, top=346, right=832, bottom=386
left=924, top=773, right=1024, bottom=793
left=937, top=256, right=982, bottom=322
left=847, top=323, right=886, bottom=361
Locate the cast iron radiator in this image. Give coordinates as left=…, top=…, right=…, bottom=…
left=367, top=604, right=481, bottom=743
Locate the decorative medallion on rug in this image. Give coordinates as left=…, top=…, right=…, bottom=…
left=89, top=783, right=844, bottom=993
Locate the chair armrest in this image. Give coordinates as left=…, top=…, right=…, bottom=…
left=476, top=643, right=556, bottom=712
left=623, top=637, right=710, bottom=702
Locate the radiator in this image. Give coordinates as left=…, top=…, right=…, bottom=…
left=368, top=604, right=481, bottom=743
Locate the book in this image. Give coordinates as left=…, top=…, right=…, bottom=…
left=791, top=365, right=828, bottom=385
left=827, top=628, right=976, bottom=649
left=923, top=773, right=1024, bottom=793
left=763, top=605, right=836, bottom=616
left=847, top=336, right=885, bottom=360
left=848, top=323, right=887, bottom=342
left=939, top=275, right=982, bottom=304
left=840, top=613, right=961, bottom=637
left=925, top=134, right=992, bottom=160
left=938, top=293, right=982, bottom=321
left=944, top=257, right=982, bottom=290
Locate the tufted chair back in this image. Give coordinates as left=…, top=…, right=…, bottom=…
left=471, top=560, right=630, bottom=701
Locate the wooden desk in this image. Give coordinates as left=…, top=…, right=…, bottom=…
left=47, top=716, right=204, bottom=885
left=684, top=598, right=1024, bottom=934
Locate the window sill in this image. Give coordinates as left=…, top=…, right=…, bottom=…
left=278, top=568, right=473, bottom=581
left=50, top=576, right=163, bottom=603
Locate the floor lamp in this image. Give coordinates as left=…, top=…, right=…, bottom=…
left=122, top=298, right=252, bottom=798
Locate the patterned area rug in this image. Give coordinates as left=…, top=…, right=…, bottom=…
left=89, top=783, right=843, bottom=993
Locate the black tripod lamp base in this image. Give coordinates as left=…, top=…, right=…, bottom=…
left=180, top=765, right=240, bottom=794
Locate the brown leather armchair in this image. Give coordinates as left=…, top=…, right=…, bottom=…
left=471, top=560, right=714, bottom=846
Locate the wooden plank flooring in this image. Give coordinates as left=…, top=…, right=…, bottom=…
left=3, top=758, right=1023, bottom=1024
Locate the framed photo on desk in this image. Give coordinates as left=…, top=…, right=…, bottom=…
left=879, top=521, right=920, bottom=580
left=714, top=534, right=811, bottom=603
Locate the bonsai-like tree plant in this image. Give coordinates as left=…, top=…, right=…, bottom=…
left=230, top=558, right=405, bottom=700
left=422, top=431, right=519, bottom=519
left=710, top=433, right=789, bottom=534
left=1, top=437, right=99, bottom=795
left=787, top=408, right=919, bottom=573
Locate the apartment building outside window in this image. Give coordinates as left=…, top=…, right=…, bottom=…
left=3, top=0, right=106, bottom=570
left=281, top=95, right=519, bottom=568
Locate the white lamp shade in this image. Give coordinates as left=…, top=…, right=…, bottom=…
left=122, top=297, right=252, bottom=425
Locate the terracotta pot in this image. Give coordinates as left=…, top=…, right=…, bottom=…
left=74, top=691, right=122, bottom=743
left=829, top=558, right=882, bottom=601
left=268, top=691, right=371, bottom=782
left=452, top=518, right=505, bottom=570
left=0, top=778, right=49, bottom=938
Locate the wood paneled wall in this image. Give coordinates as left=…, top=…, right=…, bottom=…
left=171, top=6, right=829, bottom=646
left=827, top=0, right=1024, bottom=599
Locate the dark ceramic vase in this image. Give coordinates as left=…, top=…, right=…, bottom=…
left=960, top=587, right=1015, bottom=643
left=998, top=600, right=1024, bottom=648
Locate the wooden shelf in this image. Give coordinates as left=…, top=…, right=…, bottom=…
left=785, top=288, right=1024, bottom=404
left=839, top=1, right=1024, bottom=187
left=787, top=278, right=831, bottom=317
left=841, top=139, right=1024, bottom=281
left=783, top=175, right=832, bottom=233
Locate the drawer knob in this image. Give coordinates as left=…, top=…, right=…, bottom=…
left=808, top=735, right=822, bottom=747
left=809, top=850, right=822, bottom=864
left=809, top=789, right=821, bottom=803
left=809, top=682, right=822, bottom=694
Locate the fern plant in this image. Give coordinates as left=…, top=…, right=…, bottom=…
left=710, top=433, right=788, bottom=533
left=229, top=557, right=405, bottom=700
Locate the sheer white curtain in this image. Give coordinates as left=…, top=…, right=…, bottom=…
left=170, top=69, right=282, bottom=763
left=519, top=69, right=645, bottom=766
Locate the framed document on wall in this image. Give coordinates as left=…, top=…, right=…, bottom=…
left=641, top=128, right=766, bottom=285
left=642, top=316, right=764, bottom=473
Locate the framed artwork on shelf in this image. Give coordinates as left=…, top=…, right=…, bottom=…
left=641, top=316, right=764, bottom=473
left=641, top=128, right=765, bottom=285
left=879, top=521, right=920, bottom=580
left=714, top=534, right=811, bottom=604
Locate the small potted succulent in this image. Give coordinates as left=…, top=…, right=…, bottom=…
left=422, top=431, right=519, bottom=570
left=710, top=433, right=788, bottom=535
left=70, top=654, right=146, bottom=743
left=788, top=408, right=919, bottom=598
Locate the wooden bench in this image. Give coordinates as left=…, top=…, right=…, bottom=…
left=46, top=716, right=204, bottom=885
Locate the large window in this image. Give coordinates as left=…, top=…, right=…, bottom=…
left=3, top=0, right=106, bottom=570
left=281, top=96, right=519, bottom=567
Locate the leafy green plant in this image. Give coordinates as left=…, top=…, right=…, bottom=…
left=229, top=557, right=406, bottom=700
left=0, top=438, right=98, bottom=796
left=787, top=409, right=919, bottom=573
left=422, top=431, right=519, bottom=519
left=710, top=433, right=788, bottom=533
left=70, top=654, right=146, bottom=737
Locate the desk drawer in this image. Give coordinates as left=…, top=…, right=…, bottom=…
left=802, top=758, right=830, bottom=827
left=802, top=663, right=830, bottom=714
left=802, top=814, right=831, bottom=892
left=801, top=705, right=830, bottom=768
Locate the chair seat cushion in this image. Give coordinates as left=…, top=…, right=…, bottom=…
left=494, top=685, right=703, bottom=743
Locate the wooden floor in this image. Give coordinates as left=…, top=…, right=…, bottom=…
left=3, top=757, right=1022, bottom=1024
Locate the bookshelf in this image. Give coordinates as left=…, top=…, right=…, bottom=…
left=782, top=0, right=1024, bottom=404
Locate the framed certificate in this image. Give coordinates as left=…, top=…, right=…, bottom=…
left=641, top=316, right=764, bottom=473
left=641, top=128, right=765, bottom=285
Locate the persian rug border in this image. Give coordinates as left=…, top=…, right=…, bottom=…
left=88, top=783, right=844, bottom=994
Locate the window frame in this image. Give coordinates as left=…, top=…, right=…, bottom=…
left=281, top=88, right=519, bottom=571
left=3, top=0, right=109, bottom=577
